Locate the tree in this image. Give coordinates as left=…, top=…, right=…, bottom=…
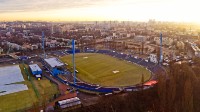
left=183, top=78, right=193, bottom=112
left=157, top=75, right=167, bottom=111
left=141, top=73, right=144, bottom=92
left=157, top=63, right=197, bottom=112
left=167, top=74, right=176, bottom=112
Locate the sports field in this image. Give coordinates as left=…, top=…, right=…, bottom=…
left=60, top=53, right=151, bottom=87
left=0, top=64, right=59, bottom=112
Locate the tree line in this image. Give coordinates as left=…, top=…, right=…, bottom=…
left=68, top=61, right=200, bottom=112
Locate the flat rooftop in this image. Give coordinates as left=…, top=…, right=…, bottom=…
left=44, top=58, right=64, bottom=68
left=0, top=65, right=25, bottom=85
left=0, top=65, right=28, bottom=96
left=29, top=64, right=42, bottom=72
left=0, top=84, right=28, bottom=96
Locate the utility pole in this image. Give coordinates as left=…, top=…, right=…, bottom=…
left=159, top=33, right=163, bottom=64
left=42, top=31, right=46, bottom=58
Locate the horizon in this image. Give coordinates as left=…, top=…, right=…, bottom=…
left=0, top=0, right=200, bottom=23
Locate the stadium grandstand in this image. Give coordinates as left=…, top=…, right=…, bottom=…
left=41, top=49, right=164, bottom=94
left=41, top=57, right=68, bottom=76
left=84, top=47, right=96, bottom=53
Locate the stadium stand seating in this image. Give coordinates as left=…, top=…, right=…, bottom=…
left=44, top=49, right=165, bottom=94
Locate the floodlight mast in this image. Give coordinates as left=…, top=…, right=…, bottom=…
left=42, top=31, right=46, bottom=58
left=159, top=33, right=163, bottom=64
left=72, top=39, right=76, bottom=85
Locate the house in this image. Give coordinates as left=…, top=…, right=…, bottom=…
left=176, top=41, right=185, bottom=50
left=150, top=54, right=158, bottom=63
left=134, top=35, right=149, bottom=42
left=0, top=47, right=3, bottom=54
left=154, top=37, right=173, bottom=46
left=31, top=44, right=39, bottom=50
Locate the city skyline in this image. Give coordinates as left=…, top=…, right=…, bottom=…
left=0, top=0, right=200, bottom=23
left=1, top=4, right=200, bottom=111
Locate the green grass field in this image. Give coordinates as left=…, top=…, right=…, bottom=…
left=60, top=53, right=151, bottom=87
left=0, top=64, right=59, bottom=112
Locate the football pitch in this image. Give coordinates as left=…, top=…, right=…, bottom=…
left=60, top=53, right=151, bottom=87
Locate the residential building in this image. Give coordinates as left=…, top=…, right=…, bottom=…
left=176, top=41, right=185, bottom=50
left=150, top=54, right=158, bottom=63
left=134, top=35, right=148, bottom=42
left=154, top=37, right=173, bottom=46
left=0, top=47, right=3, bottom=54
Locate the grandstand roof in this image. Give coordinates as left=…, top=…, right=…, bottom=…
left=29, top=64, right=42, bottom=72
left=44, top=58, right=64, bottom=68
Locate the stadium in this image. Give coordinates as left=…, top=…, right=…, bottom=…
left=0, top=37, right=165, bottom=111
left=61, top=53, right=151, bottom=87
left=45, top=47, right=164, bottom=94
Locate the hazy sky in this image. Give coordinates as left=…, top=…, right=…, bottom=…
left=0, top=0, right=199, bottom=22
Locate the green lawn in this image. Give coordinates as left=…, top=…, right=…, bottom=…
left=0, top=64, right=59, bottom=112
left=60, top=53, right=151, bottom=87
